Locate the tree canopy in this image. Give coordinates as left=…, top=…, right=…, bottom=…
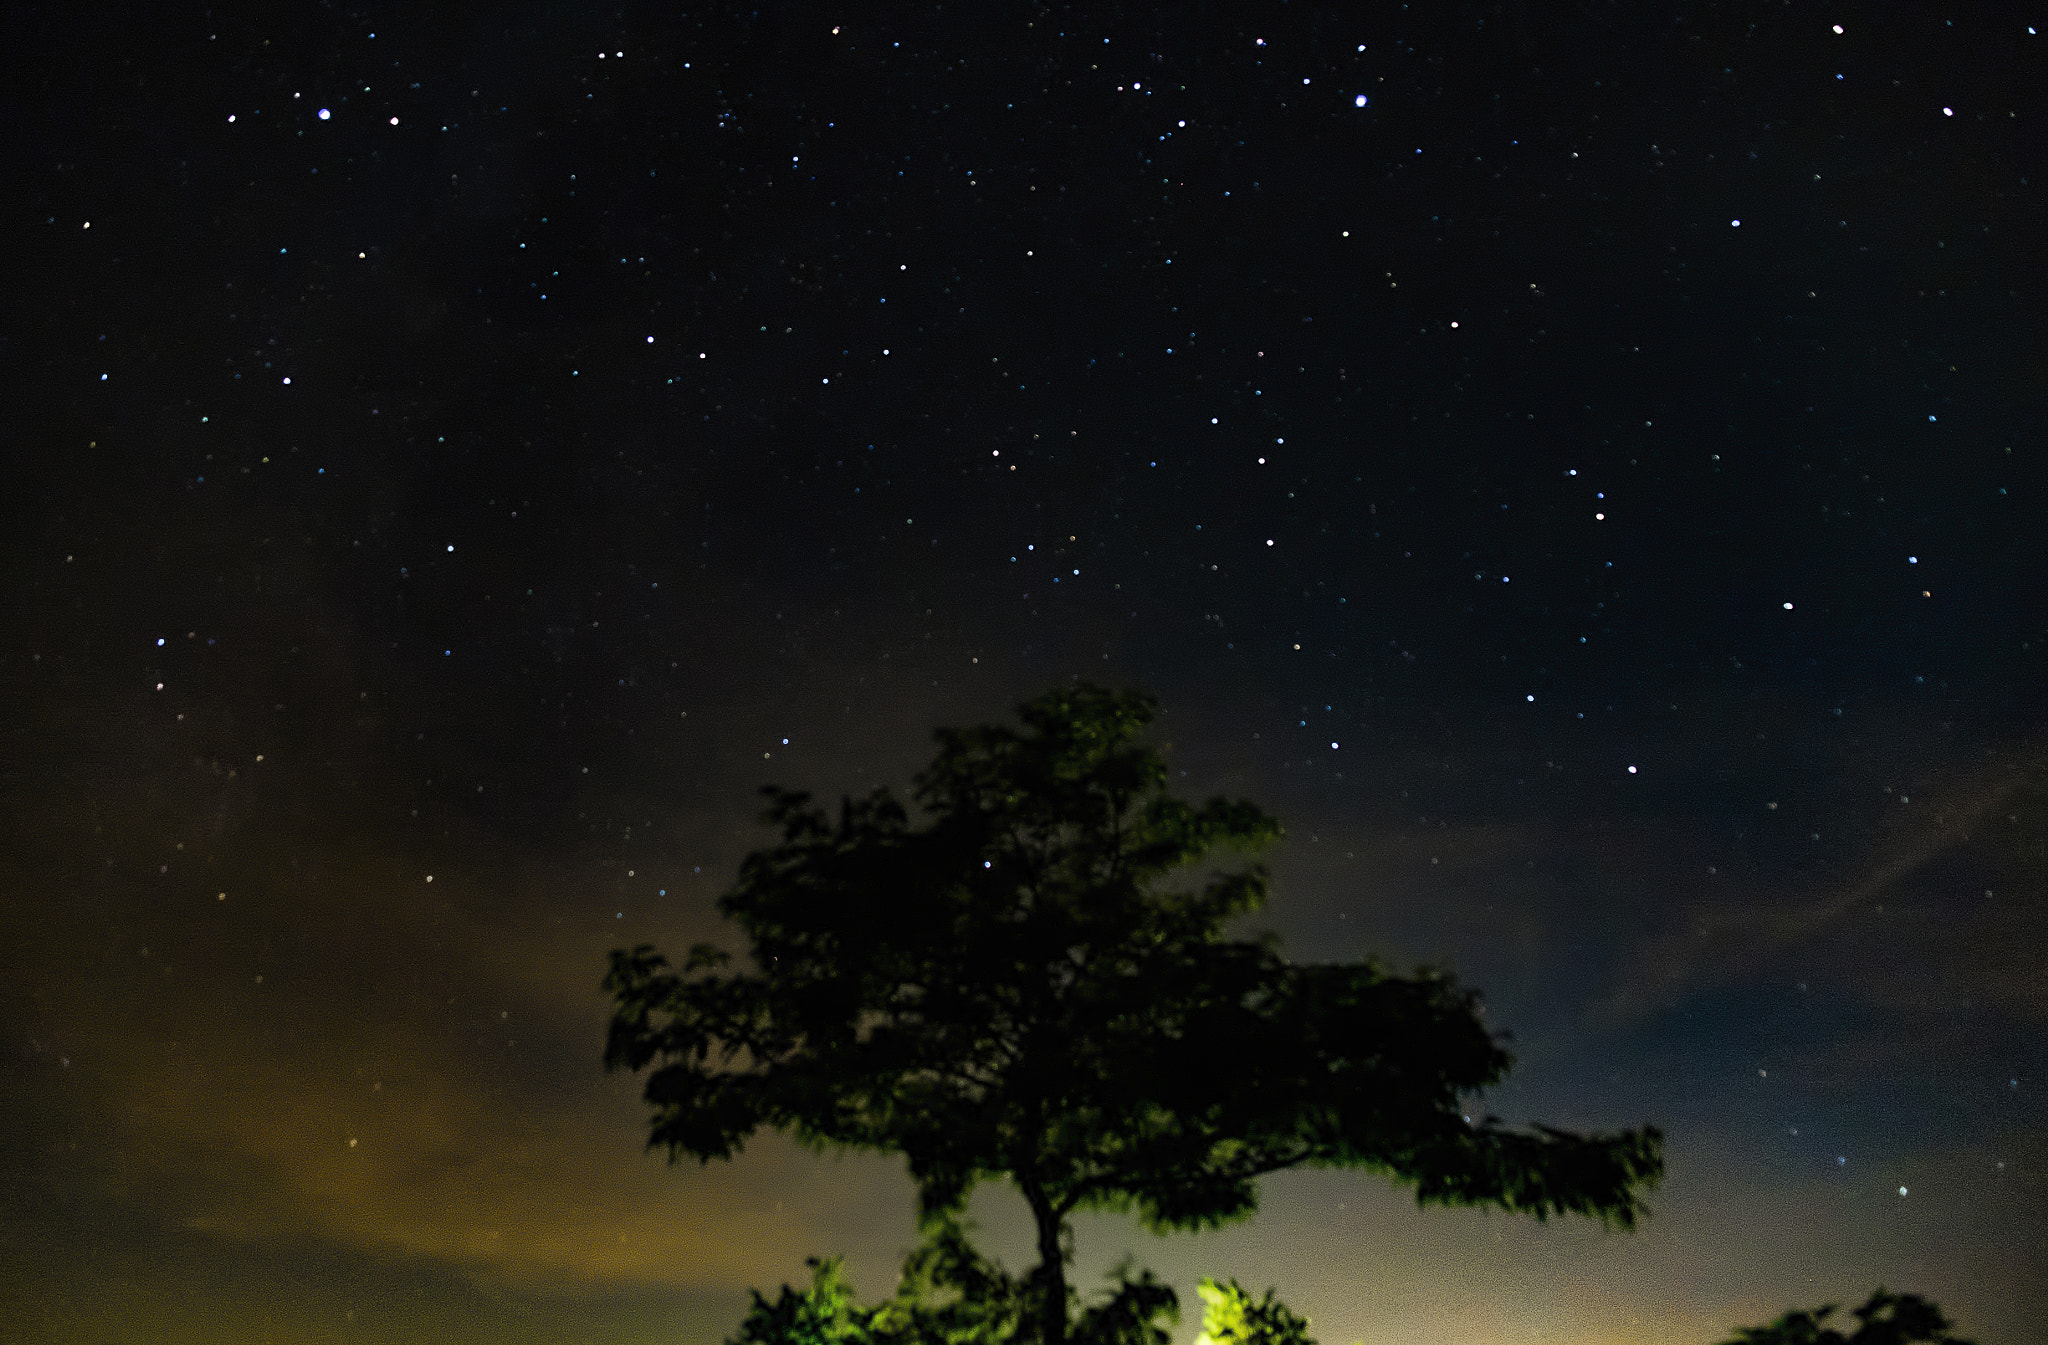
left=604, top=685, right=1664, bottom=1345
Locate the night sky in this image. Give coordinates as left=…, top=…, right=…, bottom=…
left=7, top=1, right=2046, bottom=1341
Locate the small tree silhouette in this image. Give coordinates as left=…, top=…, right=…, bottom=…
left=1717, top=1287, right=1974, bottom=1345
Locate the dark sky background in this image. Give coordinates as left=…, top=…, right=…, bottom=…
left=6, top=0, right=2046, bottom=1341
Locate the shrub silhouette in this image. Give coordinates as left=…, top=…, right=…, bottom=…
left=1717, top=1287, right=1974, bottom=1345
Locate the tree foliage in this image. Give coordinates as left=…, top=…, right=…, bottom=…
left=1193, top=1279, right=1319, bottom=1345
left=606, top=685, right=1664, bottom=1345
left=1717, top=1288, right=1974, bottom=1345
left=728, top=1258, right=884, bottom=1345
left=727, top=1219, right=1176, bottom=1345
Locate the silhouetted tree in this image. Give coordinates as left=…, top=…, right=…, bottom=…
left=605, top=686, right=1664, bottom=1345
left=1717, top=1287, right=1974, bottom=1345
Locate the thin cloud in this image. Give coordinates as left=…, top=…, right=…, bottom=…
left=1589, top=737, right=2048, bottom=1031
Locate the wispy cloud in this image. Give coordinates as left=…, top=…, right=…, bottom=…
left=1589, top=736, right=2048, bottom=1031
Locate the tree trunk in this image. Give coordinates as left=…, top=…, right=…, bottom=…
left=1021, top=1179, right=1067, bottom=1345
